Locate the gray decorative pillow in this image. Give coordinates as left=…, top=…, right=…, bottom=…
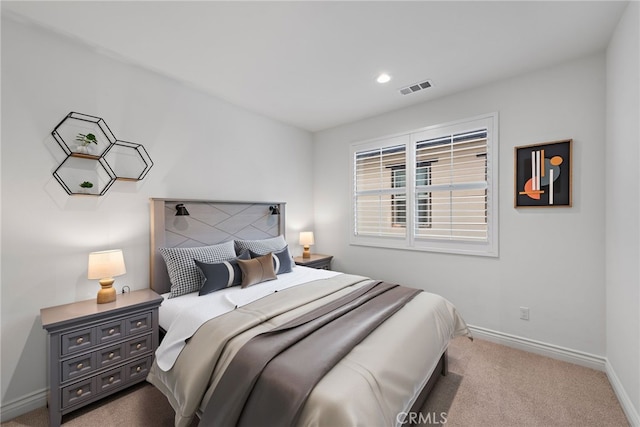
left=234, top=235, right=286, bottom=255
left=159, top=241, right=236, bottom=298
left=237, top=253, right=277, bottom=288
left=249, top=245, right=293, bottom=275
left=195, top=249, right=251, bottom=296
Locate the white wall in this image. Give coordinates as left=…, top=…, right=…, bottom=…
left=0, top=17, right=313, bottom=417
left=606, top=2, right=640, bottom=424
left=313, top=53, right=607, bottom=357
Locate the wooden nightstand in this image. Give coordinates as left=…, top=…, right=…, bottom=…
left=40, top=289, right=162, bottom=427
left=294, top=254, right=333, bottom=270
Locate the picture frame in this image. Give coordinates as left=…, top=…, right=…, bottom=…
left=514, top=139, right=572, bottom=208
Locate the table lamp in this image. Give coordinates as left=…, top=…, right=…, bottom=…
left=299, top=232, right=315, bottom=259
left=88, top=249, right=126, bottom=304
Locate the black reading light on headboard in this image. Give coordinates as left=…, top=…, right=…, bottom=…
left=269, top=205, right=280, bottom=215
left=175, top=204, right=190, bottom=216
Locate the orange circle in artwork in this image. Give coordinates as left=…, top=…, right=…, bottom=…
left=550, top=156, right=563, bottom=166
left=524, top=178, right=540, bottom=200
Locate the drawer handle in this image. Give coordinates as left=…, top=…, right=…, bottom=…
left=108, top=376, right=115, bottom=383
left=108, top=352, right=115, bottom=359
left=76, top=337, right=84, bottom=345
left=136, top=321, right=143, bottom=327
left=76, top=363, right=83, bottom=370
left=136, top=343, right=142, bottom=350
left=108, top=328, right=115, bottom=335
left=136, top=366, right=142, bottom=373
left=76, top=389, right=83, bottom=396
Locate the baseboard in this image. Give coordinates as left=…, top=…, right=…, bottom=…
left=467, top=325, right=606, bottom=371
left=606, top=359, right=640, bottom=427
left=0, top=387, right=47, bottom=423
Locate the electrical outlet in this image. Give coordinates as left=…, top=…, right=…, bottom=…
left=519, top=306, right=530, bottom=321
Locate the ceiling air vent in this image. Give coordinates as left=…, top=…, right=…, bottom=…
left=399, top=80, right=432, bottom=95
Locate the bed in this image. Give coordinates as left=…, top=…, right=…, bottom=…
left=145, top=198, right=471, bottom=427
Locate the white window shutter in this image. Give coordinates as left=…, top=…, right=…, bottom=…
left=350, top=114, right=498, bottom=257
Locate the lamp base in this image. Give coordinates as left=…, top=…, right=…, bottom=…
left=97, top=278, right=116, bottom=304
left=302, top=246, right=311, bottom=259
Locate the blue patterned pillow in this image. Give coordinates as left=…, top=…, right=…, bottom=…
left=249, top=246, right=293, bottom=275
left=195, top=250, right=251, bottom=296
left=159, top=241, right=236, bottom=298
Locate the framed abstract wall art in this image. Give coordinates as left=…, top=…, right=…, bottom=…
left=514, top=139, right=572, bottom=208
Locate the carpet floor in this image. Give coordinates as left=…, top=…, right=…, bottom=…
left=2, top=337, right=629, bottom=426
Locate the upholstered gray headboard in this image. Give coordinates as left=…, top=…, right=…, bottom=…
left=149, top=198, right=286, bottom=295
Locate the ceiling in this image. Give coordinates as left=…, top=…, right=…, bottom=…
left=2, top=1, right=628, bottom=132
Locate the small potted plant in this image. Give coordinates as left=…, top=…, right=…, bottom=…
left=75, top=133, right=98, bottom=154
left=79, top=181, right=94, bottom=194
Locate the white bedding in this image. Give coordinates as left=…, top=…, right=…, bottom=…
left=157, top=266, right=339, bottom=371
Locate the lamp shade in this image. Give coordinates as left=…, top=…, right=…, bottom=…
left=299, top=232, right=315, bottom=246
left=88, top=249, right=126, bottom=279
left=175, top=203, right=190, bottom=216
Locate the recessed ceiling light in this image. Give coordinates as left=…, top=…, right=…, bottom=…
left=376, top=73, right=391, bottom=84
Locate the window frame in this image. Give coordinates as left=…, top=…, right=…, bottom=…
left=350, top=113, right=499, bottom=257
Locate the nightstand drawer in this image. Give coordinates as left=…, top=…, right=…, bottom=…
left=62, top=353, right=96, bottom=383
left=126, top=312, right=152, bottom=336
left=97, top=343, right=125, bottom=369
left=97, top=320, right=125, bottom=344
left=126, top=356, right=153, bottom=381
left=61, top=328, right=95, bottom=355
left=126, top=334, right=152, bottom=358
left=61, top=377, right=95, bottom=409
left=98, top=366, right=125, bottom=393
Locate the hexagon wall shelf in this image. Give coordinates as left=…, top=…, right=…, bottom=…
left=53, top=156, right=116, bottom=196
left=52, top=112, right=116, bottom=158
left=51, top=112, right=153, bottom=196
left=104, top=140, right=154, bottom=181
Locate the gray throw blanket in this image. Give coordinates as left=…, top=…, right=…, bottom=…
left=199, top=281, right=422, bottom=427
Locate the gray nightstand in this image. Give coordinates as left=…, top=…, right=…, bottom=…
left=40, top=289, right=162, bottom=427
left=294, top=254, right=333, bottom=270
